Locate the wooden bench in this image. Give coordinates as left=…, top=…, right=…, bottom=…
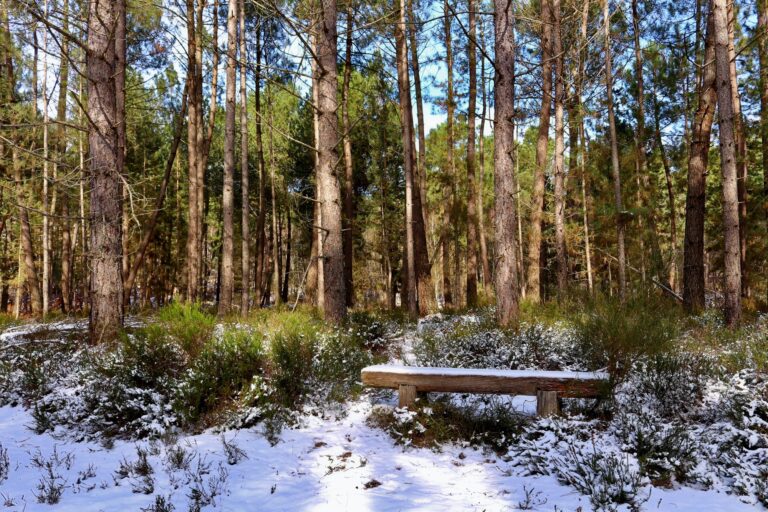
left=361, top=364, right=609, bottom=416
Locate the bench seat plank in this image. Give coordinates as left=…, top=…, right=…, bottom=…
left=361, top=364, right=608, bottom=398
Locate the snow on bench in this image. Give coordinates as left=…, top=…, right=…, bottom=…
left=361, top=364, right=610, bottom=416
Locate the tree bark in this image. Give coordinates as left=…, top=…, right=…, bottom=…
left=254, top=25, right=267, bottom=305
left=185, top=0, right=202, bottom=301
left=219, top=0, right=237, bottom=315
left=56, top=0, right=71, bottom=313
left=442, top=0, right=455, bottom=307
left=13, top=148, right=42, bottom=314
left=553, top=0, right=567, bottom=295
left=396, top=0, right=418, bottom=319
left=631, top=0, right=664, bottom=285
left=726, top=3, right=748, bottom=297
left=41, top=0, right=50, bottom=316
left=603, top=0, right=627, bottom=300
left=407, top=0, right=429, bottom=241
left=759, top=0, right=768, bottom=302
left=494, top=0, right=520, bottom=328
left=240, top=0, right=250, bottom=313
left=315, top=0, right=347, bottom=321
left=683, top=10, right=716, bottom=313
left=466, top=0, right=479, bottom=307
left=342, top=6, right=355, bottom=307
left=712, top=0, right=742, bottom=326
left=526, top=0, right=553, bottom=302
left=88, top=0, right=124, bottom=342
left=478, top=15, right=491, bottom=294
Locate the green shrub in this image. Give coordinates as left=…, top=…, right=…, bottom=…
left=269, top=326, right=317, bottom=406
left=314, top=331, right=373, bottom=402
left=176, top=327, right=265, bottom=425
left=573, top=295, right=682, bottom=378
left=81, top=328, right=187, bottom=437
left=155, top=302, right=216, bottom=357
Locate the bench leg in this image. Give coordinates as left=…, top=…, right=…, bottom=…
left=398, top=384, right=417, bottom=408
left=536, top=390, right=560, bottom=417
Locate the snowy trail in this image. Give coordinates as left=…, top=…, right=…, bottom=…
left=0, top=401, right=759, bottom=511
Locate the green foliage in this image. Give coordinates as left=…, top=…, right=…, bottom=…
left=81, top=328, right=186, bottom=437
left=572, top=295, right=682, bottom=377
left=154, top=302, right=216, bottom=357
left=176, top=328, right=265, bottom=425
left=268, top=324, right=318, bottom=406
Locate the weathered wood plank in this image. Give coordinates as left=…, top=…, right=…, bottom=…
left=361, top=365, right=608, bottom=398
left=398, top=384, right=417, bottom=408
left=536, top=390, right=560, bottom=416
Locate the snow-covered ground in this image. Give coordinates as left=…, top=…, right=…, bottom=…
left=0, top=316, right=765, bottom=511
left=0, top=400, right=759, bottom=512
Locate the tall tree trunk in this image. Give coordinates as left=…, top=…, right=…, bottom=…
left=727, top=3, right=748, bottom=297
left=41, top=0, right=50, bottom=315
left=186, top=0, right=202, bottom=301
left=281, top=210, right=291, bottom=302
left=526, top=0, right=553, bottom=302
left=396, top=0, right=418, bottom=319
left=117, top=0, right=128, bottom=300
left=56, top=0, right=71, bottom=313
left=466, top=0, right=479, bottom=306
left=219, top=0, right=237, bottom=315
left=240, top=0, right=250, bottom=313
left=342, top=6, right=355, bottom=307
left=442, top=0, right=455, bottom=306
left=315, top=0, right=347, bottom=321
left=407, top=0, right=429, bottom=241
left=683, top=10, right=716, bottom=313
left=494, top=0, right=520, bottom=327
left=478, top=16, right=491, bottom=294
left=603, top=0, right=627, bottom=299
left=712, top=0, right=742, bottom=326
left=632, top=0, right=664, bottom=285
left=13, top=148, right=42, bottom=314
left=88, top=0, right=124, bottom=342
left=268, top=84, right=281, bottom=306
left=553, top=0, right=567, bottom=295
left=759, top=0, right=768, bottom=301
left=577, top=0, right=592, bottom=293
left=254, top=25, right=267, bottom=305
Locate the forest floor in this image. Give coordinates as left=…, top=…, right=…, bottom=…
left=0, top=305, right=766, bottom=511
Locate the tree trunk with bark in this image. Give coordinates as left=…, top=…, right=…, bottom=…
left=494, top=0, right=520, bottom=327
left=526, top=0, right=553, bottom=302
left=396, top=0, right=418, bottom=318
left=466, top=0, right=479, bottom=307
left=88, top=0, right=124, bottom=342
left=712, top=0, right=742, bottom=326
left=315, top=0, right=347, bottom=321
left=57, top=0, right=71, bottom=312
left=759, top=0, right=768, bottom=301
left=603, top=0, right=626, bottom=300
left=478, top=16, right=491, bottom=295
left=342, top=6, right=355, bottom=307
left=683, top=10, right=716, bottom=313
left=240, top=0, right=250, bottom=313
left=553, top=0, right=567, bottom=295
left=219, top=0, right=237, bottom=315
left=442, top=0, right=455, bottom=307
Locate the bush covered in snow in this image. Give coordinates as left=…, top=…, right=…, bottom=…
left=395, top=307, right=768, bottom=508
left=0, top=306, right=377, bottom=442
